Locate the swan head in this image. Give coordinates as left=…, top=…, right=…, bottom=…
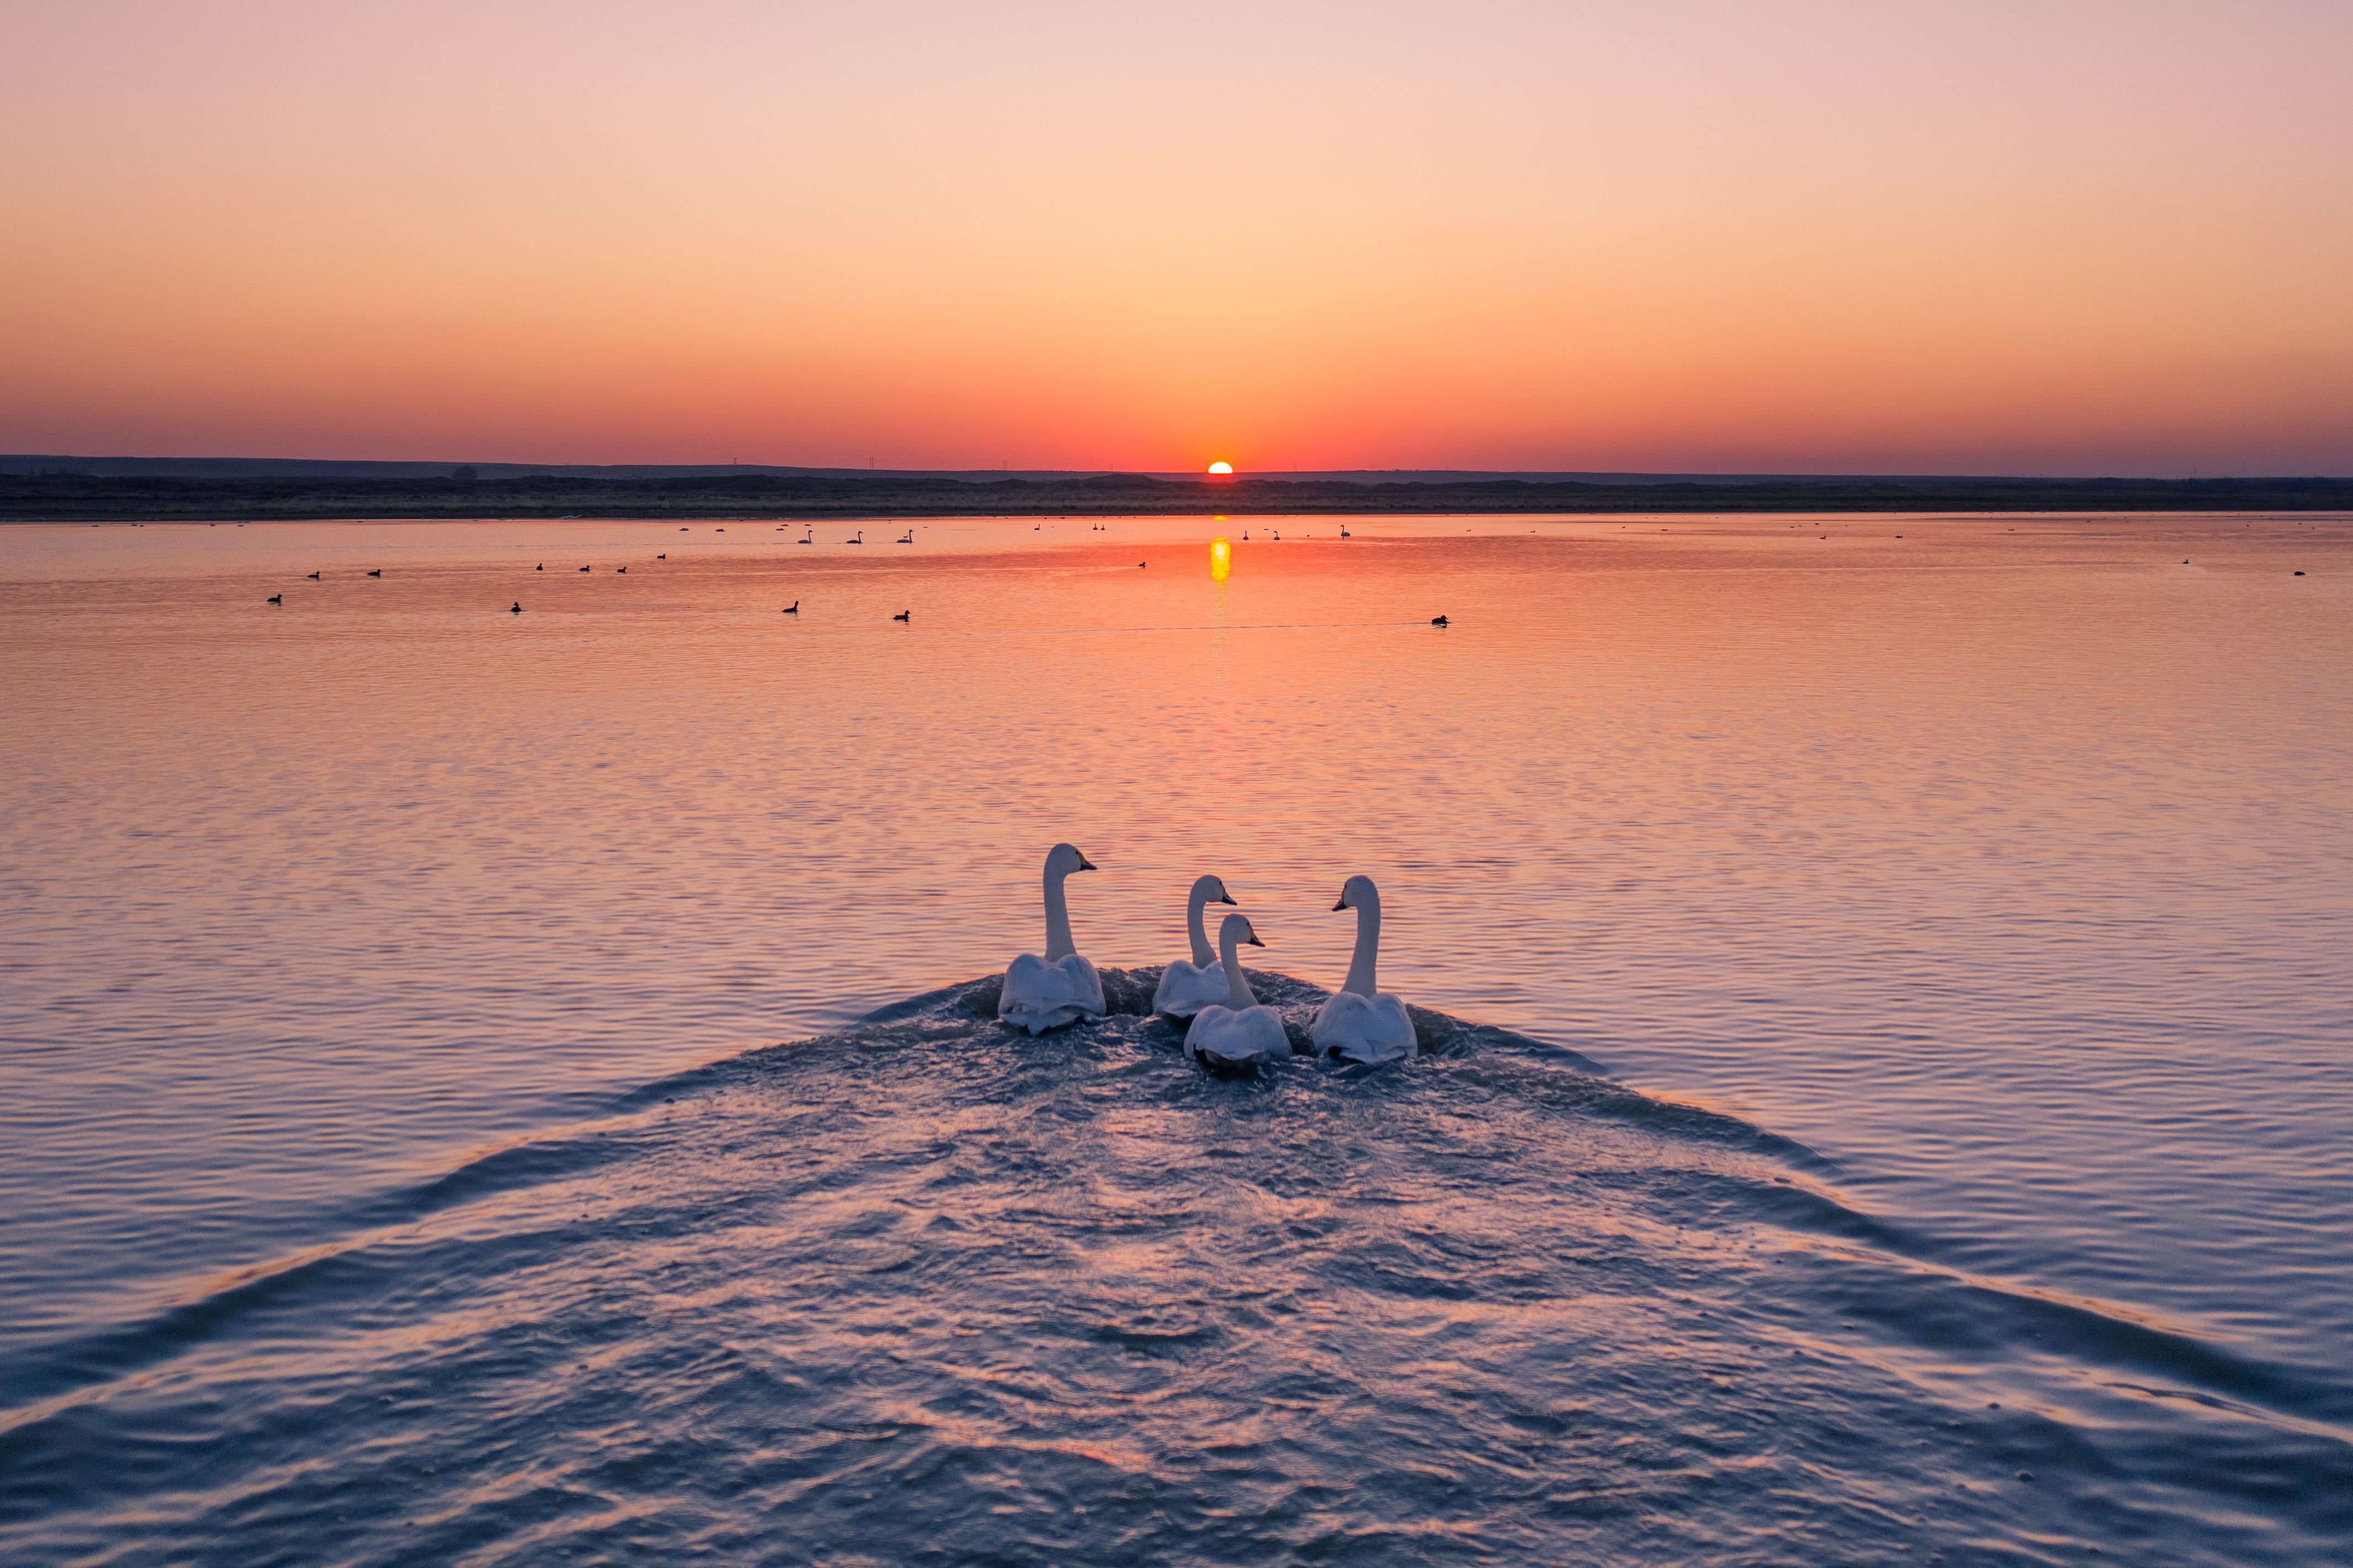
left=1045, top=842, right=1097, bottom=878
left=1192, top=874, right=1237, bottom=906
left=1332, top=874, right=1380, bottom=912
left=1218, top=913, right=1265, bottom=949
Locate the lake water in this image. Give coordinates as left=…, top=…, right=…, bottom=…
left=2, top=512, right=2347, bottom=1565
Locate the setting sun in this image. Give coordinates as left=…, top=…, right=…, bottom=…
left=1207, top=461, right=1234, bottom=475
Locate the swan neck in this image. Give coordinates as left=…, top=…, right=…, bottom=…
left=1343, top=896, right=1381, bottom=997
left=1220, top=926, right=1257, bottom=1009
left=1186, top=885, right=1215, bottom=967
left=1043, top=869, right=1075, bottom=961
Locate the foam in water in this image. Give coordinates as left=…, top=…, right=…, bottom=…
left=4, top=971, right=2346, bottom=1565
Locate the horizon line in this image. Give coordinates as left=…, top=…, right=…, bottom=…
left=8, top=454, right=2349, bottom=485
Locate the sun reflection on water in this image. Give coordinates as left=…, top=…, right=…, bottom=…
left=1209, top=536, right=1231, bottom=584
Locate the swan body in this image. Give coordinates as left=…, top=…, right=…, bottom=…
left=1310, top=876, right=1417, bottom=1064
left=999, top=843, right=1106, bottom=1034
left=1152, top=875, right=1237, bottom=1019
left=1184, top=916, right=1288, bottom=1070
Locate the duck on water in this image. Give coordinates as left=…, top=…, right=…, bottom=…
left=997, top=843, right=1106, bottom=1034
left=992, top=847, right=1421, bottom=1070
left=1183, top=914, right=1289, bottom=1075
left=1310, top=875, right=1417, bottom=1063
left=1153, top=875, right=1239, bottom=1020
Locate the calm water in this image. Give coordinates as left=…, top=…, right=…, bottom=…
left=2, top=512, right=2348, bottom=1565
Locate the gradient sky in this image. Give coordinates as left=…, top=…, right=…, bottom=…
left=4, top=1, right=2350, bottom=474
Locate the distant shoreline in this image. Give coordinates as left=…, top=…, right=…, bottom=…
left=4, top=471, right=2350, bottom=522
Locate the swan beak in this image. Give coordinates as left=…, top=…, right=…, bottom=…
left=1331, top=896, right=1349, bottom=911
left=1246, top=934, right=1265, bottom=946
left=1077, top=856, right=1097, bottom=872
left=1217, top=892, right=1237, bottom=905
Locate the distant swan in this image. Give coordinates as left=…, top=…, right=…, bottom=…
left=893, top=609, right=910, bottom=622
left=846, top=530, right=865, bottom=545
left=782, top=600, right=799, bottom=613
left=1184, top=915, right=1289, bottom=1072
left=1151, top=875, right=1238, bottom=1019
left=1310, top=876, right=1417, bottom=1063
left=999, top=843, right=1106, bottom=1034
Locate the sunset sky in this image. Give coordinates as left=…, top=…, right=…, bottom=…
left=4, top=1, right=2349, bottom=474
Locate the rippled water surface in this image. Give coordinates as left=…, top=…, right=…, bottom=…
left=2, top=512, right=2348, bottom=1564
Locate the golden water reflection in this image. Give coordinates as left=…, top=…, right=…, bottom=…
left=1209, top=537, right=1231, bottom=584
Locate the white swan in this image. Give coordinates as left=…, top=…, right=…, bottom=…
left=998, top=843, right=1107, bottom=1034
left=1183, top=914, right=1290, bottom=1071
left=1310, top=875, right=1417, bottom=1063
left=1151, top=874, right=1238, bottom=1019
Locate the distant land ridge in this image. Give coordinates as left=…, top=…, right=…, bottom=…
left=3, top=457, right=2347, bottom=520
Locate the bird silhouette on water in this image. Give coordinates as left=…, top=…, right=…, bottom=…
left=510, top=602, right=522, bottom=614
left=893, top=609, right=911, bottom=622
left=578, top=565, right=590, bottom=572
left=536, top=563, right=543, bottom=571
left=782, top=601, right=799, bottom=613
left=367, top=569, right=382, bottom=577
left=306, top=571, right=321, bottom=580
left=1431, top=614, right=1449, bottom=626
left=266, top=594, right=281, bottom=605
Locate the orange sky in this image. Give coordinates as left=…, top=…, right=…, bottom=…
left=4, top=2, right=2350, bottom=474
